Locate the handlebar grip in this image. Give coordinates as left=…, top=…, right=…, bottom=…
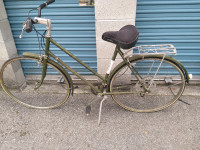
left=46, top=0, right=55, bottom=5
left=38, top=0, right=55, bottom=17
left=40, top=3, right=46, bottom=9
left=38, top=7, right=42, bottom=17
left=38, top=3, right=46, bottom=17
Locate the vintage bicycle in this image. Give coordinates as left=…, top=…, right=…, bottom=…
left=0, top=0, right=190, bottom=120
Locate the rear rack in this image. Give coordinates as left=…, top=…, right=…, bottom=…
left=124, top=44, right=177, bottom=56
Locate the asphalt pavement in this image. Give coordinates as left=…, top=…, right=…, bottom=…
left=0, top=84, right=199, bottom=150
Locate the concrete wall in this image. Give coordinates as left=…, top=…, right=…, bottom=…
left=0, top=0, right=18, bottom=67
left=0, top=0, right=25, bottom=84
left=95, top=0, right=137, bottom=75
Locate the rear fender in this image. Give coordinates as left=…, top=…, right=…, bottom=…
left=106, top=54, right=189, bottom=92
left=145, top=55, right=189, bottom=83
left=162, top=55, right=189, bottom=83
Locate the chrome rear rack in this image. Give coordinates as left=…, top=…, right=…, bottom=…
left=123, top=44, right=177, bottom=57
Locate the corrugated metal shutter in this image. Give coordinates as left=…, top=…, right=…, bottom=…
left=3, top=0, right=96, bottom=75
left=136, top=0, right=200, bottom=76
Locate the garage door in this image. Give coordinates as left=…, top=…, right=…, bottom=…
left=136, top=0, right=200, bottom=76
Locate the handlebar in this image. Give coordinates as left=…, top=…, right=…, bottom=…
left=19, top=0, right=55, bottom=38
left=46, top=0, right=55, bottom=5
left=38, top=0, right=55, bottom=17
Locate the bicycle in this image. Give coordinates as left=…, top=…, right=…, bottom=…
left=0, top=0, right=190, bottom=117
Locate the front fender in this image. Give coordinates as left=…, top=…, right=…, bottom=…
left=23, top=52, right=74, bottom=95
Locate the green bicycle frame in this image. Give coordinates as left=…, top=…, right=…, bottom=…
left=23, top=37, right=189, bottom=95
left=37, top=37, right=126, bottom=94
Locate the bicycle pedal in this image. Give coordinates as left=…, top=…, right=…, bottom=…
left=165, top=78, right=172, bottom=84
left=57, top=76, right=64, bottom=83
left=86, top=105, right=91, bottom=115
left=74, top=85, right=79, bottom=89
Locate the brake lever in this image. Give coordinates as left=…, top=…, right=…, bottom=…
left=19, top=23, right=26, bottom=39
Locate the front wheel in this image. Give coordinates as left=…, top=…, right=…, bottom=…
left=109, top=56, right=186, bottom=112
left=0, top=56, right=71, bottom=109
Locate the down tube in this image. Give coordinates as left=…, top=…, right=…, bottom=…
left=48, top=51, right=102, bottom=93
left=49, top=38, right=105, bottom=81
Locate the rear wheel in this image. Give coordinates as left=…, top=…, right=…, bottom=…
left=109, top=57, right=186, bottom=112
left=0, top=56, right=71, bottom=109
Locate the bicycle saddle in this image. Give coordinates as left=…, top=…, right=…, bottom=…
left=102, top=25, right=139, bottom=49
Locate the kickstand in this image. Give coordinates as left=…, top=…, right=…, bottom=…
left=178, top=98, right=191, bottom=105
left=98, top=96, right=108, bottom=125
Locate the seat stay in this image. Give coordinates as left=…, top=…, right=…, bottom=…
left=147, top=55, right=166, bottom=90
left=116, top=47, right=149, bottom=92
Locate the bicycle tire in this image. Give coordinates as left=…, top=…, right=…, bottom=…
left=0, top=56, right=71, bottom=109
left=109, top=56, right=186, bottom=112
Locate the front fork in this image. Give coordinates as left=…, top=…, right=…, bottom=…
left=34, top=55, right=48, bottom=90
left=34, top=38, right=50, bottom=90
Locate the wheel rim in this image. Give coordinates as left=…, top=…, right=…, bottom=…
left=0, top=57, right=70, bottom=109
left=110, top=57, right=185, bottom=112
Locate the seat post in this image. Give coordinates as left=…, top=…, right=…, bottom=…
left=104, top=45, right=120, bottom=81
left=112, top=45, right=120, bottom=61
